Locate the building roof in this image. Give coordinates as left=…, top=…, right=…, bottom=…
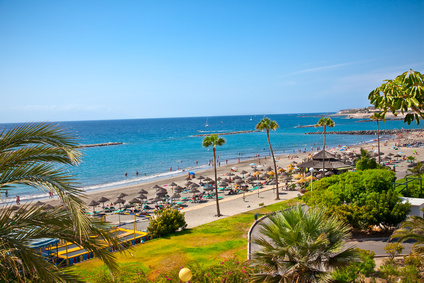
left=312, top=150, right=337, bottom=160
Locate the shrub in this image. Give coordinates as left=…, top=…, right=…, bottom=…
left=305, top=170, right=410, bottom=231
left=147, top=207, right=187, bottom=238
left=383, top=242, right=404, bottom=259
left=332, top=249, right=376, bottom=282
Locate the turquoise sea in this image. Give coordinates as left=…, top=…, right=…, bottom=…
left=1, top=113, right=423, bottom=202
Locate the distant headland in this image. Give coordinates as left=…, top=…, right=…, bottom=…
left=331, top=107, right=408, bottom=120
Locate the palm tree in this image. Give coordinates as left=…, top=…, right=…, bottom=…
left=0, top=123, right=121, bottom=282
left=315, top=117, right=335, bottom=178
left=256, top=118, right=280, bottom=200
left=202, top=134, right=226, bottom=217
left=370, top=112, right=383, bottom=164
left=391, top=208, right=424, bottom=256
left=252, top=205, right=360, bottom=283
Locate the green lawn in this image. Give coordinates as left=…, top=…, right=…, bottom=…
left=70, top=198, right=300, bottom=281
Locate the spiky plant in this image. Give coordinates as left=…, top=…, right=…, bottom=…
left=0, top=123, right=122, bottom=282
left=251, top=205, right=360, bottom=283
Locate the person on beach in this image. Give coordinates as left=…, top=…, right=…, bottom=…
left=125, top=172, right=127, bottom=177
left=136, top=171, right=138, bottom=176
left=49, top=190, right=53, bottom=198
left=16, top=196, right=20, bottom=205
left=5, top=190, right=8, bottom=197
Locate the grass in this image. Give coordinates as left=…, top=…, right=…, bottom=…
left=69, top=198, right=300, bottom=281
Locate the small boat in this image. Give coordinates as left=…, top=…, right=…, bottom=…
left=205, top=118, right=209, bottom=127
left=250, top=116, right=252, bottom=121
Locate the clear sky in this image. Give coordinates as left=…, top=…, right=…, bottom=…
left=1, top=0, right=423, bottom=123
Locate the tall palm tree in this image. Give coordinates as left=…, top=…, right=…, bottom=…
left=252, top=205, right=360, bottom=283
left=391, top=208, right=424, bottom=255
left=370, top=112, right=383, bottom=164
left=256, top=118, right=280, bottom=200
left=202, top=134, right=226, bottom=217
left=315, top=117, right=335, bottom=178
left=0, top=123, right=121, bottom=282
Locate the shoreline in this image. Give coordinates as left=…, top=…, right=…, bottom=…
left=3, top=129, right=423, bottom=208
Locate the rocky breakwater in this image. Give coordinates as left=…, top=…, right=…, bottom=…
left=305, top=129, right=424, bottom=135
left=79, top=142, right=124, bottom=148
left=193, top=130, right=260, bottom=137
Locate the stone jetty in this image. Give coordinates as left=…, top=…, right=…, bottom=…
left=305, top=129, right=423, bottom=135
left=193, top=130, right=260, bottom=137
left=79, top=142, right=124, bottom=148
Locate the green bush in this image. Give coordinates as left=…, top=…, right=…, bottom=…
left=305, top=170, right=410, bottom=230
left=332, top=249, right=376, bottom=282
left=147, top=207, right=187, bottom=238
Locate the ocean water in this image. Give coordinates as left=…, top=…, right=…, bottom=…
left=1, top=113, right=422, bottom=202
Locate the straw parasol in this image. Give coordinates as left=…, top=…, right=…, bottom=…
left=88, top=200, right=100, bottom=212
left=219, top=182, right=228, bottom=187
left=42, top=204, right=55, bottom=210
left=174, top=186, right=184, bottom=193
left=296, top=177, right=307, bottom=184
left=197, top=176, right=205, bottom=180
left=129, top=198, right=141, bottom=204
left=137, top=194, right=147, bottom=200
left=97, top=197, right=110, bottom=210
left=227, top=172, right=235, bottom=176
left=189, top=188, right=200, bottom=194
left=171, top=193, right=181, bottom=199
left=203, top=186, right=214, bottom=191
left=117, top=193, right=128, bottom=198
left=153, top=184, right=163, bottom=190
left=138, top=189, right=148, bottom=194
left=34, top=201, right=45, bottom=206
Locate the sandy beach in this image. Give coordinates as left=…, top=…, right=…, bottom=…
left=36, top=130, right=424, bottom=230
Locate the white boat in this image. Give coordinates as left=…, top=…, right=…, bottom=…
left=205, top=118, right=209, bottom=127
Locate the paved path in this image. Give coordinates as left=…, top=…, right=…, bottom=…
left=105, top=187, right=300, bottom=231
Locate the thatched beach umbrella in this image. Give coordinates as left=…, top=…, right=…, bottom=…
left=171, top=193, right=181, bottom=199
left=88, top=200, right=100, bottom=213
left=138, top=189, right=148, bottom=194
left=129, top=198, right=141, bottom=204
left=34, top=201, right=45, bottom=206
left=189, top=188, right=200, bottom=194
left=190, top=183, right=200, bottom=188
left=114, top=198, right=126, bottom=205
left=227, top=172, right=234, bottom=176
left=97, top=197, right=109, bottom=210
left=153, top=184, right=162, bottom=190
left=203, top=186, right=214, bottom=191
left=197, top=176, right=205, bottom=180
left=156, top=188, right=168, bottom=194
left=117, top=193, right=128, bottom=199
left=42, top=204, right=55, bottom=210
left=240, top=170, right=248, bottom=176
left=174, top=186, right=184, bottom=193
left=219, top=182, right=228, bottom=187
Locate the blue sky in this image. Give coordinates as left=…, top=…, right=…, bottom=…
left=1, top=0, right=423, bottom=123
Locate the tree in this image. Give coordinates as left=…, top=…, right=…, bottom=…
left=0, top=123, right=121, bottom=282
left=202, top=134, right=226, bottom=217
left=252, top=205, right=359, bottom=283
left=370, top=112, right=383, bottom=164
left=368, top=69, right=424, bottom=125
left=315, top=117, right=335, bottom=178
left=391, top=207, right=424, bottom=256
left=256, top=118, right=280, bottom=200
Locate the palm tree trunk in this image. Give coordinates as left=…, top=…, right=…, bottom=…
left=322, top=125, right=326, bottom=178
left=377, top=120, right=380, bottom=164
left=213, top=147, right=221, bottom=216
left=267, top=130, right=279, bottom=200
